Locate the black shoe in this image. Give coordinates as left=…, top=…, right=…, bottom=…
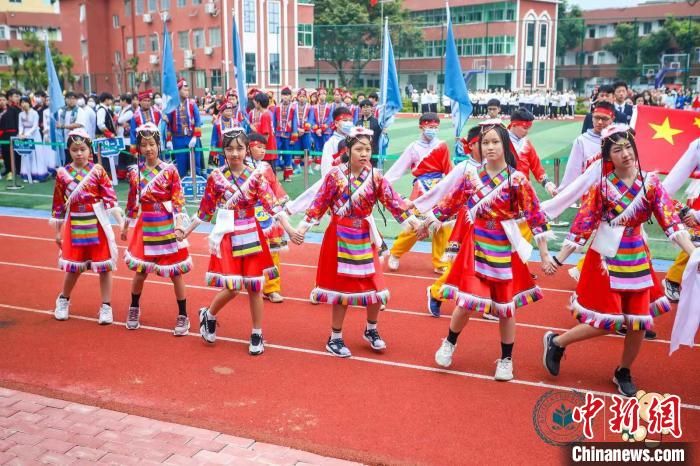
left=198, top=307, right=217, bottom=343
left=325, top=337, right=351, bottom=358
left=542, top=331, right=565, bottom=376
left=249, top=333, right=264, bottom=355
left=613, top=367, right=637, bottom=397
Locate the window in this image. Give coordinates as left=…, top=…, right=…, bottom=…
left=151, top=71, right=161, bottom=87
left=126, top=37, right=134, bottom=54
left=298, top=24, right=313, bottom=47
left=125, top=0, right=131, bottom=16
left=193, top=29, right=205, bottom=49
left=115, top=50, right=122, bottom=64
left=79, top=4, right=86, bottom=22
left=525, top=60, right=533, bottom=86
left=211, top=69, right=222, bottom=89
left=178, top=31, right=189, bottom=50
left=540, top=24, right=547, bottom=47
left=526, top=22, right=535, bottom=47
left=538, top=61, right=546, bottom=85
left=643, top=22, right=652, bottom=35
left=410, top=2, right=515, bottom=26
left=268, top=1, right=280, bottom=34
left=269, top=53, right=280, bottom=84
left=9, top=0, right=22, bottom=3
left=161, top=0, right=170, bottom=9
left=135, top=0, right=144, bottom=15
left=47, top=28, right=62, bottom=41
left=148, top=0, right=156, bottom=12
left=209, top=27, right=221, bottom=47
left=192, top=0, right=202, bottom=4
left=0, top=26, right=8, bottom=40
left=243, top=0, right=256, bottom=33
left=150, top=33, right=159, bottom=52
left=588, top=27, right=595, bottom=39
left=177, top=0, right=186, bottom=6
left=0, top=53, right=9, bottom=66
left=137, top=36, right=146, bottom=53
left=195, top=70, right=206, bottom=89
left=81, top=40, right=88, bottom=57
left=245, top=52, right=256, bottom=84
left=128, top=72, right=137, bottom=90
left=113, top=15, right=120, bottom=28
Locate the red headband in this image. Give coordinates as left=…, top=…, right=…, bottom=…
left=592, top=107, right=615, bottom=119
left=509, top=120, right=532, bottom=129
left=334, top=114, right=352, bottom=122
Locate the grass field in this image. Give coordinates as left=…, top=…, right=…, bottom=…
left=0, top=116, right=685, bottom=260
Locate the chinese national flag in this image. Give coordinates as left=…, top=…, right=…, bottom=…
left=370, top=0, right=378, bottom=5
left=633, top=105, right=700, bottom=174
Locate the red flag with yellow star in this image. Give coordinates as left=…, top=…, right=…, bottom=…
left=633, top=105, right=700, bottom=174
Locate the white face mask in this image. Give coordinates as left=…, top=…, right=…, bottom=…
left=77, top=98, right=86, bottom=107
left=87, top=101, right=96, bottom=108
left=154, top=97, right=163, bottom=106
left=423, top=128, right=438, bottom=140
left=35, top=97, right=44, bottom=105
left=339, top=121, right=354, bottom=134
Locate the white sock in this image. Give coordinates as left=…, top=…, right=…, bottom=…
left=366, top=322, right=377, bottom=331
left=331, top=330, right=342, bottom=340
left=206, top=310, right=217, bottom=320
left=252, top=328, right=262, bottom=336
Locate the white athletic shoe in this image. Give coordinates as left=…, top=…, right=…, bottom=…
left=494, top=358, right=514, bottom=381
left=482, top=312, right=500, bottom=321
left=435, top=339, right=456, bottom=368
left=387, top=255, right=400, bottom=271
left=125, top=306, right=141, bottom=330
left=98, top=304, right=113, bottom=325
left=54, top=295, right=70, bottom=321
left=568, top=266, right=581, bottom=283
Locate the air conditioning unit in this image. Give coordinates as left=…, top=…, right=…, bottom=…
left=670, top=61, right=681, bottom=69
left=143, top=13, right=152, bottom=23
left=149, top=54, right=159, bottom=65
left=184, top=58, right=194, bottom=69
left=161, top=11, right=171, bottom=22
left=184, top=49, right=194, bottom=60
left=205, top=2, right=217, bottom=15
left=204, top=46, right=213, bottom=56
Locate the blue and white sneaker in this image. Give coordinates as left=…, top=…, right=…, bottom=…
left=426, top=286, right=441, bottom=317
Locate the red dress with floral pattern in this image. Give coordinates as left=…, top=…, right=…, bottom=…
left=303, top=164, right=413, bottom=306
left=196, top=165, right=284, bottom=291
left=566, top=171, right=685, bottom=331
left=51, top=162, right=120, bottom=273
left=432, top=167, right=553, bottom=317
left=124, top=162, right=192, bottom=277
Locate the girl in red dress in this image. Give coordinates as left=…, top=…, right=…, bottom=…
left=298, top=127, right=420, bottom=358
left=187, top=128, right=300, bottom=356
left=120, top=123, right=192, bottom=335
left=427, top=123, right=556, bottom=381
left=52, top=129, right=124, bottom=324
left=543, top=125, right=696, bottom=396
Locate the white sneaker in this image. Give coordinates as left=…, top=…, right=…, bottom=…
left=98, top=304, right=113, bottom=325
left=125, top=306, right=141, bottom=330
left=435, top=339, right=456, bottom=368
left=482, top=312, right=500, bottom=321
left=494, top=358, right=514, bottom=381
left=263, top=292, right=284, bottom=303
left=54, top=295, right=70, bottom=321
left=568, top=266, right=580, bottom=282
left=309, top=293, right=319, bottom=305
left=387, top=255, right=400, bottom=271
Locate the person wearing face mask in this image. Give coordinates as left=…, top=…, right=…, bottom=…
left=356, top=100, right=382, bottom=159
left=33, top=91, right=48, bottom=136
left=77, top=94, right=97, bottom=139
left=57, top=92, right=88, bottom=164
left=384, top=113, right=453, bottom=275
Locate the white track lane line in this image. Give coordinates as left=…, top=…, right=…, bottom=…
left=1, top=302, right=698, bottom=412
left=0, top=260, right=674, bottom=346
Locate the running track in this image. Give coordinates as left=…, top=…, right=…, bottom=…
left=0, top=215, right=698, bottom=464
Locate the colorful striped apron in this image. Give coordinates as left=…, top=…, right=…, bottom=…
left=474, top=218, right=512, bottom=280
left=335, top=216, right=375, bottom=278
left=70, top=208, right=100, bottom=247
left=231, top=209, right=263, bottom=257
left=141, top=203, right=178, bottom=256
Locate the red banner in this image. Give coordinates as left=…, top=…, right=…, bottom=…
left=633, top=105, right=700, bottom=174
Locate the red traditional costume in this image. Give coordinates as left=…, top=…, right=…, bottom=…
left=431, top=167, right=553, bottom=317
left=51, top=162, right=121, bottom=273
left=303, top=164, right=415, bottom=306
left=124, top=162, right=192, bottom=276
left=196, top=165, right=285, bottom=291
left=254, top=160, right=290, bottom=252
left=565, top=171, right=684, bottom=331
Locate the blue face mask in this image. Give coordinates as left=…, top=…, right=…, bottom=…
left=423, top=128, right=438, bottom=140
left=339, top=121, right=354, bottom=134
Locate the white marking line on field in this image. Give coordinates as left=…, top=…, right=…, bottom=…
left=0, top=232, right=573, bottom=294
left=1, top=302, right=698, bottom=412
left=0, top=260, right=675, bottom=346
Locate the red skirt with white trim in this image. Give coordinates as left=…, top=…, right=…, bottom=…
left=124, top=215, right=192, bottom=277
left=440, top=219, right=543, bottom=318
left=571, top=248, right=670, bottom=332
left=59, top=216, right=114, bottom=273
left=311, top=216, right=389, bottom=306
left=206, top=221, right=277, bottom=292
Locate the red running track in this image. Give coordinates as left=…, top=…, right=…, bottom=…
left=0, top=216, right=698, bottom=464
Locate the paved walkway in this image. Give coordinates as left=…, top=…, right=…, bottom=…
left=0, top=387, right=360, bottom=465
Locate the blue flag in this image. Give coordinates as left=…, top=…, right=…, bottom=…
left=378, top=19, right=402, bottom=166
left=45, top=38, right=65, bottom=165
left=232, top=17, right=248, bottom=120
left=444, top=4, right=472, bottom=154
left=161, top=22, right=179, bottom=115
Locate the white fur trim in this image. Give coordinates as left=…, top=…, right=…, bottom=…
left=309, top=287, right=390, bottom=306
left=569, top=294, right=626, bottom=329
left=124, top=250, right=193, bottom=277
left=205, top=271, right=265, bottom=291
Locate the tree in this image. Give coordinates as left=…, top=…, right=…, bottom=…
left=664, top=16, right=700, bottom=57
left=556, top=0, right=585, bottom=58
left=7, top=48, right=23, bottom=87
left=605, top=23, right=640, bottom=83
left=313, top=0, right=423, bottom=88
left=639, top=28, right=672, bottom=65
